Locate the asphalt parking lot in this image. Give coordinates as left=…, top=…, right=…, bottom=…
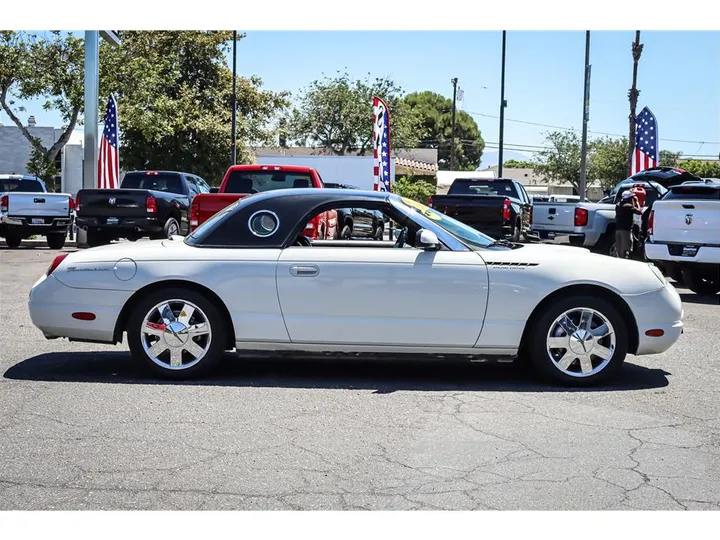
left=1, top=243, right=718, bottom=510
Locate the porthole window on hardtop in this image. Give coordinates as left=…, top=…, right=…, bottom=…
left=248, top=210, right=280, bottom=237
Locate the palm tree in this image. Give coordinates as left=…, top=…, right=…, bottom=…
left=627, top=31, right=644, bottom=173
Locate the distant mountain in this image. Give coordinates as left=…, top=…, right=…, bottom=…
left=477, top=150, right=534, bottom=170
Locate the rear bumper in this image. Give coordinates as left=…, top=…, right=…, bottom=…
left=624, top=282, right=684, bottom=356
left=76, top=216, right=164, bottom=236
left=0, top=215, right=72, bottom=237
left=645, top=241, right=720, bottom=265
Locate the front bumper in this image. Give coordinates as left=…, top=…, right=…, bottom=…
left=0, top=215, right=72, bottom=236
left=624, top=282, right=684, bottom=356
left=28, top=273, right=131, bottom=344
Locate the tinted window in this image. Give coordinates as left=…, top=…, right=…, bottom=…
left=0, top=178, right=44, bottom=192
left=665, top=185, right=720, bottom=200
left=121, top=173, right=184, bottom=194
left=449, top=179, right=520, bottom=198
left=224, top=171, right=314, bottom=194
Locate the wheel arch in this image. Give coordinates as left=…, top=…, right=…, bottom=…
left=113, top=279, right=236, bottom=348
left=518, top=284, right=639, bottom=356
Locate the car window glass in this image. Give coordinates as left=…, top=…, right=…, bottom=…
left=297, top=203, right=395, bottom=245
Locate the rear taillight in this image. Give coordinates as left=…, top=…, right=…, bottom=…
left=0, top=195, right=7, bottom=212
left=648, top=210, right=654, bottom=236
left=47, top=253, right=69, bottom=276
left=190, top=201, right=199, bottom=229
left=428, top=196, right=434, bottom=208
left=574, top=207, right=589, bottom=227
left=146, top=196, right=157, bottom=214
left=75, top=194, right=81, bottom=212
left=68, top=197, right=75, bottom=211
left=502, top=198, right=511, bottom=221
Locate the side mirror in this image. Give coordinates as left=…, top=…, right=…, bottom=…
left=210, top=187, right=219, bottom=193
left=416, top=228, right=441, bottom=251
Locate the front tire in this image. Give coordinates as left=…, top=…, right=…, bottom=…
left=46, top=233, right=66, bottom=250
left=126, top=287, right=227, bottom=379
left=526, top=295, right=629, bottom=386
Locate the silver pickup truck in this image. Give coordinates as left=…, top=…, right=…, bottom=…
left=531, top=178, right=667, bottom=256
left=0, top=175, right=73, bottom=249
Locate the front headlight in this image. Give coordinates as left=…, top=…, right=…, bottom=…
left=648, top=263, right=667, bottom=285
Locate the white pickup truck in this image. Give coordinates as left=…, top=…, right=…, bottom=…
left=645, top=181, right=720, bottom=295
left=0, top=175, right=74, bottom=249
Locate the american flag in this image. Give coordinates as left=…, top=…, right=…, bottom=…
left=631, top=106, right=658, bottom=175
left=98, top=94, right=120, bottom=189
left=372, top=96, right=391, bottom=191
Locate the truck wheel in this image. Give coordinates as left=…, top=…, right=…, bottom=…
left=667, top=265, right=683, bottom=284
left=526, top=294, right=628, bottom=386
left=511, top=220, right=521, bottom=242
left=682, top=268, right=720, bottom=295
left=164, top=217, right=180, bottom=238
left=87, top=231, right=109, bottom=248
left=46, top=233, right=66, bottom=250
left=341, top=223, right=352, bottom=239
left=375, top=223, right=384, bottom=240
left=4, top=234, right=22, bottom=248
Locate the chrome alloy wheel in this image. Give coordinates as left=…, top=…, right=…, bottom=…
left=140, top=299, right=212, bottom=370
left=546, top=307, right=616, bottom=378
left=167, top=220, right=179, bottom=237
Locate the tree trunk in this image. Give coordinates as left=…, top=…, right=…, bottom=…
left=627, top=31, right=643, bottom=174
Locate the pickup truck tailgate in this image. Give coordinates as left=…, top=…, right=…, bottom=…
left=531, top=203, right=576, bottom=232
left=77, top=189, right=152, bottom=218
left=652, top=199, right=720, bottom=245
left=432, top=195, right=505, bottom=231
left=7, top=192, right=70, bottom=217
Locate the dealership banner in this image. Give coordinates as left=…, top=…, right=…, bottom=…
left=372, top=97, right=391, bottom=192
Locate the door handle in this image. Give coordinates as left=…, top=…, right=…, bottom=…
left=289, top=265, right=319, bottom=277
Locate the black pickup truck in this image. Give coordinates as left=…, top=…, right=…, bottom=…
left=323, top=182, right=386, bottom=240
left=75, top=170, right=211, bottom=247
left=428, top=178, right=533, bottom=241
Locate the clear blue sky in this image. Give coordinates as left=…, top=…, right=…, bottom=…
left=3, top=30, right=718, bottom=168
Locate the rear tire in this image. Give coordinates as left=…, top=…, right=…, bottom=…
left=4, top=234, right=22, bottom=248
left=163, top=217, right=180, bottom=239
left=126, top=287, right=227, bottom=379
left=375, top=223, right=384, bottom=240
left=526, top=294, right=629, bottom=386
left=511, top=220, right=521, bottom=242
left=86, top=231, right=110, bottom=248
left=682, top=268, right=720, bottom=295
left=46, top=233, right=66, bottom=250
left=341, top=223, right=352, bottom=240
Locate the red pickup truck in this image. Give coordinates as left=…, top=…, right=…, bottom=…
left=190, top=164, right=337, bottom=239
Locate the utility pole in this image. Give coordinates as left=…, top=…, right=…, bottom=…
left=450, top=77, right=458, bottom=170
left=498, top=31, right=507, bottom=177
left=231, top=31, right=238, bottom=165
left=579, top=31, right=591, bottom=202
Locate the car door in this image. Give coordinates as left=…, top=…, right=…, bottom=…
left=276, top=246, right=489, bottom=347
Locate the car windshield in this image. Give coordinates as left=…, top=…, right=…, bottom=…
left=0, top=178, right=44, bottom=192
left=391, top=196, right=496, bottom=250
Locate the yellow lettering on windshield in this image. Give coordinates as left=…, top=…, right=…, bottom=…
left=400, top=197, right=443, bottom=221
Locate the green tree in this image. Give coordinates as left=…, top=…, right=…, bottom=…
left=677, top=160, right=720, bottom=178
left=391, top=174, right=436, bottom=205
left=589, top=137, right=629, bottom=190
left=532, top=130, right=582, bottom=190
left=659, top=149, right=682, bottom=166
left=288, top=71, right=418, bottom=156
left=99, top=31, right=289, bottom=183
left=402, top=91, right=485, bottom=171
left=502, top=159, right=534, bottom=169
left=0, top=31, right=84, bottom=189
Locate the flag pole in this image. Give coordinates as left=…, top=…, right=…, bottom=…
left=579, top=31, right=591, bottom=202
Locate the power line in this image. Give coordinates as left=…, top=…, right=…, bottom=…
left=465, top=110, right=720, bottom=145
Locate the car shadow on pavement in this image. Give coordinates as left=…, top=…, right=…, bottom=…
left=5, top=352, right=670, bottom=393
left=679, top=293, right=720, bottom=306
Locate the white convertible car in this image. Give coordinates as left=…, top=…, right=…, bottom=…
left=28, top=189, right=684, bottom=386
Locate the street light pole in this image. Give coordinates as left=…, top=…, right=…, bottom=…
left=579, top=30, right=591, bottom=202
left=231, top=30, right=238, bottom=165
left=450, top=77, right=458, bottom=170
left=498, top=30, right=507, bottom=177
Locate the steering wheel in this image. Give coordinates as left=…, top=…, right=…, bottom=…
left=294, top=234, right=312, bottom=247
left=394, top=227, right=408, bottom=248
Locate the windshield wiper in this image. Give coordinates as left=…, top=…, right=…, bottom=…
left=487, top=239, right=516, bottom=248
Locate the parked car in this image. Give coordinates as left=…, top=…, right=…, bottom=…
left=428, top=178, right=533, bottom=241
left=190, top=164, right=337, bottom=240
left=0, top=174, right=73, bottom=249
left=323, top=182, right=386, bottom=239
left=531, top=178, right=667, bottom=256
left=75, top=171, right=210, bottom=247
left=644, top=181, right=720, bottom=295
left=29, top=188, right=683, bottom=387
